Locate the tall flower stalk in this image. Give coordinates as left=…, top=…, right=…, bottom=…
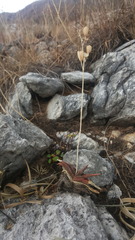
left=76, top=26, right=92, bottom=173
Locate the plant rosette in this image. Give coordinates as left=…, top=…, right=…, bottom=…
left=47, top=150, right=64, bottom=164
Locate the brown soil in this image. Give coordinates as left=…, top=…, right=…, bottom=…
left=29, top=86, right=135, bottom=200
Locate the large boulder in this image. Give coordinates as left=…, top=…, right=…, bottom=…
left=63, top=149, right=114, bottom=187
left=0, top=114, right=53, bottom=185
left=47, top=93, right=90, bottom=120
left=90, top=40, right=135, bottom=126
left=0, top=193, right=128, bottom=240
left=19, top=72, right=64, bottom=98
left=6, top=82, right=33, bottom=119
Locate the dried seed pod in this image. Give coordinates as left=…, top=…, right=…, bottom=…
left=83, top=52, right=89, bottom=58
left=77, top=51, right=84, bottom=62
left=86, top=45, right=92, bottom=54
left=83, top=26, right=89, bottom=37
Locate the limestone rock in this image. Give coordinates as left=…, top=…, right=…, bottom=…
left=0, top=113, right=53, bottom=185
left=6, top=82, right=33, bottom=119
left=0, top=193, right=109, bottom=240
left=0, top=193, right=128, bottom=240
left=61, top=71, right=95, bottom=85
left=19, top=72, right=64, bottom=98
left=124, top=152, right=135, bottom=164
left=98, top=207, right=129, bottom=240
left=47, top=93, right=90, bottom=120
left=63, top=149, right=114, bottom=187
left=90, top=40, right=135, bottom=126
left=35, top=41, right=48, bottom=53
left=56, top=131, right=98, bottom=150
left=107, top=184, right=122, bottom=200
left=7, top=45, right=21, bottom=58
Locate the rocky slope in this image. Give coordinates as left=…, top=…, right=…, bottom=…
left=0, top=41, right=135, bottom=239
left=0, top=1, right=135, bottom=239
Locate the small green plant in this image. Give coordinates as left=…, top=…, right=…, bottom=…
left=47, top=149, right=64, bottom=164
left=67, top=133, right=77, bottom=138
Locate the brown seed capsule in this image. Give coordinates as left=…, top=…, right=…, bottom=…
left=86, top=45, right=92, bottom=54
left=83, top=26, right=89, bottom=37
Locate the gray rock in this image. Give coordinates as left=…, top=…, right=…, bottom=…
left=98, top=207, right=129, bottom=240
left=0, top=193, right=108, bottom=240
left=107, top=184, right=122, bottom=200
left=61, top=71, right=95, bottom=85
left=124, top=152, right=135, bottom=164
left=37, top=49, right=51, bottom=64
left=34, top=41, right=52, bottom=64
left=47, top=93, right=90, bottom=120
left=90, top=41, right=135, bottom=125
left=56, top=131, right=98, bottom=150
left=0, top=113, right=53, bottom=185
left=35, top=41, right=48, bottom=53
left=90, top=52, right=125, bottom=80
left=6, top=82, right=33, bottom=119
left=7, top=45, right=21, bottom=58
left=0, top=193, right=128, bottom=240
left=63, top=149, right=114, bottom=187
left=19, top=72, right=64, bottom=98
left=115, top=39, right=135, bottom=52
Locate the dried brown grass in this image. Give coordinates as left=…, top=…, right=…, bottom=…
left=0, top=0, right=135, bottom=102
left=0, top=161, right=55, bottom=210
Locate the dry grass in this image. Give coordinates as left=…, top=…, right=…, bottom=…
left=103, top=126, right=135, bottom=232
left=0, top=0, right=135, bottom=96
left=0, top=160, right=56, bottom=210
left=119, top=198, right=135, bottom=231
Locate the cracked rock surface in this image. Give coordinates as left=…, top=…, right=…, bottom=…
left=0, top=193, right=128, bottom=240
left=90, top=41, right=135, bottom=125
left=0, top=113, right=53, bottom=185
left=61, top=71, right=95, bottom=85
left=6, top=82, right=33, bottom=119
left=19, top=72, right=64, bottom=98
left=47, top=93, right=90, bottom=120
left=98, top=207, right=128, bottom=240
